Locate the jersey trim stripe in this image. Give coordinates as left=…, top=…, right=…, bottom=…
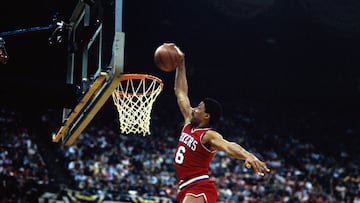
left=179, top=175, right=210, bottom=190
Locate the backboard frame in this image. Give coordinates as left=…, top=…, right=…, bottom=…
left=52, top=0, right=125, bottom=145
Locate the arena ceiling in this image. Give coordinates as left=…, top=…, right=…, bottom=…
left=1, top=0, right=360, bottom=109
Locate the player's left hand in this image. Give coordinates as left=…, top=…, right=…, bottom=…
left=245, top=155, right=270, bottom=176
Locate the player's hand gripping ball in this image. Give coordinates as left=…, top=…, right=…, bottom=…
left=154, top=43, right=182, bottom=72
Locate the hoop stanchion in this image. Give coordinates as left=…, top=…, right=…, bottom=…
left=112, top=74, right=163, bottom=135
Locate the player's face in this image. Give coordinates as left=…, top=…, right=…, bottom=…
left=190, top=102, right=208, bottom=127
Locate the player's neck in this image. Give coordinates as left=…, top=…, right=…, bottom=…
left=195, top=123, right=210, bottom=129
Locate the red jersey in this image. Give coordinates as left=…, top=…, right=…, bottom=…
left=174, top=123, right=216, bottom=182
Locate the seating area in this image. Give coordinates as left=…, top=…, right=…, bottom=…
left=0, top=100, right=359, bottom=202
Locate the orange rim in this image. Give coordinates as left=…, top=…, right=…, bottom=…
left=120, top=74, right=163, bottom=84
left=114, top=74, right=164, bottom=98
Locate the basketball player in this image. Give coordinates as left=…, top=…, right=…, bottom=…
left=172, top=43, right=270, bottom=203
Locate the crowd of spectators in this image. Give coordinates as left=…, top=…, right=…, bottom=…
left=0, top=100, right=359, bottom=202
left=0, top=109, right=50, bottom=202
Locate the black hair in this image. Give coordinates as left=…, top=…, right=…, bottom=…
left=203, top=98, right=223, bottom=127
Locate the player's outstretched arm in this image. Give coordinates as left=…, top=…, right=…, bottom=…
left=203, top=130, right=270, bottom=176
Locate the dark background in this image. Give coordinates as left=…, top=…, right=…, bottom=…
left=0, top=0, right=359, bottom=146
left=1, top=0, right=360, bottom=103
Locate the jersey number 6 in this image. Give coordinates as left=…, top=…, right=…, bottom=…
left=175, top=146, right=186, bottom=164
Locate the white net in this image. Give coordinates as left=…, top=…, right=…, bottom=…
left=112, top=74, right=163, bottom=135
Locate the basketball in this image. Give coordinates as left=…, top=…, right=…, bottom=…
left=154, top=43, right=181, bottom=72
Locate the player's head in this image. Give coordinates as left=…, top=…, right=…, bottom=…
left=203, top=98, right=222, bottom=127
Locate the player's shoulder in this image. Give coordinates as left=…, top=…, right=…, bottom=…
left=209, top=129, right=222, bottom=136
left=203, top=129, right=223, bottom=140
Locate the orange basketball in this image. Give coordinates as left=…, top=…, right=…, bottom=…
left=154, top=43, right=181, bottom=72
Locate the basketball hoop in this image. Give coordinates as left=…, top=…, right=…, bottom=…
left=112, top=74, right=163, bottom=135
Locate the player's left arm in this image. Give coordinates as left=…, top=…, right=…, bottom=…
left=203, top=130, right=270, bottom=176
